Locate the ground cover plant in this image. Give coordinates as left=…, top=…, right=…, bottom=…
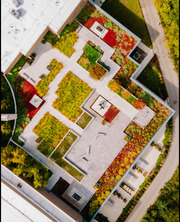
left=137, top=55, right=168, bottom=100
left=78, top=43, right=106, bottom=80
left=33, top=112, right=69, bottom=157
left=1, top=142, right=52, bottom=188
left=42, top=21, right=79, bottom=58
left=35, top=59, right=63, bottom=97
left=76, top=112, right=92, bottom=129
left=108, top=80, right=137, bottom=106
left=50, top=131, right=84, bottom=181
left=1, top=75, right=15, bottom=147
left=53, top=71, right=92, bottom=122
left=22, top=81, right=45, bottom=119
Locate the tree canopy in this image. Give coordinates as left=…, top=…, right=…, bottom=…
left=142, top=166, right=179, bottom=222
left=1, top=144, right=52, bottom=188
left=154, top=0, right=179, bottom=73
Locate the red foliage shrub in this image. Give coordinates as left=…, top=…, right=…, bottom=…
left=103, top=29, right=117, bottom=47
left=103, top=105, right=120, bottom=123
left=84, top=17, right=104, bottom=29
left=22, top=81, right=44, bottom=119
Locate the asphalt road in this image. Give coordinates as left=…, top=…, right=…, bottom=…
left=125, top=0, right=179, bottom=221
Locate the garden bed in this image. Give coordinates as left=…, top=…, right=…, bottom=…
left=108, top=80, right=137, bottom=106
left=76, top=112, right=92, bottom=129
left=53, top=71, right=92, bottom=122
left=35, top=59, right=63, bottom=97
left=33, top=112, right=69, bottom=157
left=42, top=21, right=79, bottom=58
left=50, top=131, right=84, bottom=181
left=78, top=43, right=106, bottom=80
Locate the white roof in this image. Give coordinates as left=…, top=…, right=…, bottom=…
left=29, top=94, right=43, bottom=108
left=1, top=0, right=82, bottom=73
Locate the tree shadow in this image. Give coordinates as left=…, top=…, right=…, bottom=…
left=102, top=0, right=159, bottom=47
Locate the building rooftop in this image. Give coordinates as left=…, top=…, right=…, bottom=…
left=1, top=0, right=83, bottom=73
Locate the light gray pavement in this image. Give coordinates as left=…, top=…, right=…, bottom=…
left=125, top=1, right=179, bottom=221
left=66, top=110, right=131, bottom=193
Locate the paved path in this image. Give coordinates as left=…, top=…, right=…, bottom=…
left=125, top=1, right=179, bottom=221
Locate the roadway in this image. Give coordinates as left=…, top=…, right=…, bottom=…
left=125, top=0, right=179, bottom=221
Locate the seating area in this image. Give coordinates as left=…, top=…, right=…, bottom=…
left=120, top=182, right=135, bottom=196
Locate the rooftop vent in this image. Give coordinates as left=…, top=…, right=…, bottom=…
left=13, top=0, right=20, bottom=7
left=96, top=24, right=105, bottom=33
left=11, top=9, right=21, bottom=19
left=133, top=51, right=141, bottom=60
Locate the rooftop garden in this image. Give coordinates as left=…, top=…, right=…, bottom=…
left=78, top=43, right=107, bottom=80
left=76, top=112, right=92, bottom=129
left=83, top=99, right=171, bottom=218
left=35, top=59, right=63, bottom=97
left=42, top=21, right=79, bottom=58
left=1, top=142, right=52, bottom=188
left=76, top=2, right=139, bottom=88
left=77, top=2, right=138, bottom=57
left=53, top=71, right=92, bottom=122
left=33, top=112, right=69, bottom=157
left=50, top=131, right=84, bottom=181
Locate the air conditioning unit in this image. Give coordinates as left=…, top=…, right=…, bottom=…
left=11, top=9, right=21, bottom=19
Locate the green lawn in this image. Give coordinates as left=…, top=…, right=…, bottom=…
left=33, top=112, right=69, bottom=157
left=51, top=131, right=84, bottom=181
left=76, top=112, right=92, bottom=129
left=53, top=71, right=92, bottom=122
left=102, top=0, right=152, bottom=48
left=137, top=56, right=168, bottom=100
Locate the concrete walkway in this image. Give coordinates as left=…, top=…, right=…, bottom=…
left=125, top=1, right=179, bottom=221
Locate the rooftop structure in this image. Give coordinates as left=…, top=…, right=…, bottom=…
left=2, top=0, right=87, bottom=73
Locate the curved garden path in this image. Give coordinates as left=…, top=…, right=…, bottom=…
left=125, top=0, right=179, bottom=221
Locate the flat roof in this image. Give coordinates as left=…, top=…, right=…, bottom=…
left=1, top=0, right=82, bottom=73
